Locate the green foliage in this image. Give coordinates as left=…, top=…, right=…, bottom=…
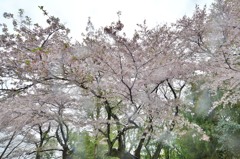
left=175, top=130, right=217, bottom=159
left=180, top=81, right=240, bottom=159
left=69, top=131, right=113, bottom=159
left=214, top=103, right=240, bottom=158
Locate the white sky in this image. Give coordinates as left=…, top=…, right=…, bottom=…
left=0, top=0, right=214, bottom=40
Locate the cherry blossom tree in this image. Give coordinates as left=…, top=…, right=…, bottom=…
left=1, top=0, right=240, bottom=158
left=206, top=0, right=240, bottom=106
left=0, top=8, right=90, bottom=158
left=80, top=18, right=197, bottom=158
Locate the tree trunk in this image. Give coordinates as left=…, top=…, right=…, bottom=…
left=152, top=143, right=163, bottom=159
left=62, top=147, right=72, bottom=159
left=35, top=151, right=41, bottom=159
left=134, top=132, right=147, bottom=159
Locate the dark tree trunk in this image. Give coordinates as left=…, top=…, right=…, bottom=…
left=134, top=132, right=147, bottom=159
left=35, top=152, right=41, bottom=159
left=152, top=143, right=163, bottom=159
left=62, top=149, right=68, bottom=159
left=62, top=146, right=72, bottom=159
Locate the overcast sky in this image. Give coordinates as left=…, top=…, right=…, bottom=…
left=0, top=0, right=214, bottom=40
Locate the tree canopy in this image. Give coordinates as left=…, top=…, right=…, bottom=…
left=0, top=0, right=240, bottom=158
